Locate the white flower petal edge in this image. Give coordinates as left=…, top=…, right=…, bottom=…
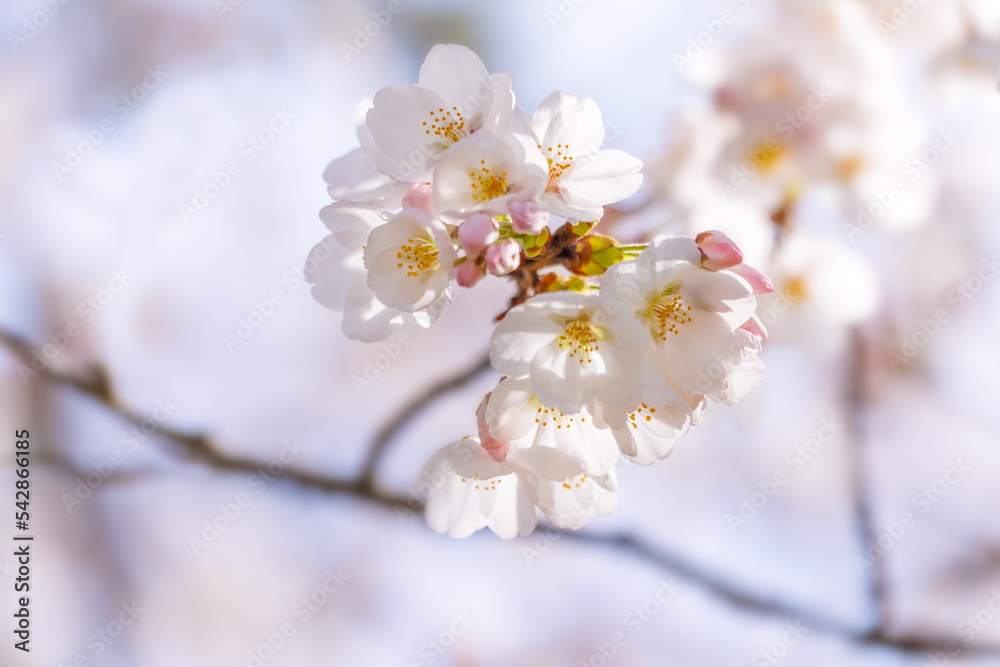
left=366, top=44, right=515, bottom=182
left=305, top=202, right=405, bottom=343
left=432, top=134, right=545, bottom=222
left=420, top=438, right=537, bottom=540
left=419, top=436, right=620, bottom=538
left=485, top=376, right=619, bottom=478
left=600, top=236, right=759, bottom=395
left=489, top=291, right=647, bottom=414
left=364, top=208, right=457, bottom=313
left=527, top=469, right=618, bottom=531
left=597, top=377, right=695, bottom=466
left=528, top=91, right=643, bottom=221
left=323, top=99, right=406, bottom=208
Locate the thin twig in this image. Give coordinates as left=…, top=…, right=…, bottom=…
left=846, top=326, right=890, bottom=630
left=2, top=328, right=997, bottom=657
left=357, top=352, right=493, bottom=490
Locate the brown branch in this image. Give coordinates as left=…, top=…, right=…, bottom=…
left=2, top=328, right=997, bottom=658
left=357, top=352, right=493, bottom=490
left=845, top=326, right=891, bottom=630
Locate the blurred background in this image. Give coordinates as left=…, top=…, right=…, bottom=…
left=1, top=0, right=999, bottom=665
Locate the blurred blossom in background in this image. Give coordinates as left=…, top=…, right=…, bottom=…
left=1, top=0, right=999, bottom=665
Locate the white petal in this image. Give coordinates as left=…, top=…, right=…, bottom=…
left=323, top=149, right=405, bottom=207
left=367, top=83, right=448, bottom=182
left=319, top=202, right=385, bottom=236
left=681, top=268, right=757, bottom=329
left=420, top=438, right=536, bottom=540
left=485, top=376, right=540, bottom=441
left=532, top=471, right=618, bottom=530
left=532, top=91, right=605, bottom=155
left=558, top=149, right=643, bottom=212
left=418, top=44, right=494, bottom=127
left=489, top=304, right=565, bottom=377
left=654, top=311, right=745, bottom=394
left=339, top=279, right=404, bottom=343
left=709, top=351, right=766, bottom=406
left=305, top=237, right=364, bottom=311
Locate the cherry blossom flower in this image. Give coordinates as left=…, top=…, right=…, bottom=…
left=305, top=202, right=404, bottom=343
left=322, top=99, right=406, bottom=209
left=420, top=436, right=619, bottom=538
left=484, top=376, right=620, bottom=478
left=420, top=438, right=537, bottom=540
left=364, top=208, right=457, bottom=315
left=489, top=292, right=648, bottom=414
left=432, top=134, right=545, bottom=221
left=366, top=44, right=515, bottom=182
left=526, top=91, right=643, bottom=221
left=600, top=236, right=760, bottom=395
left=597, top=377, right=697, bottom=466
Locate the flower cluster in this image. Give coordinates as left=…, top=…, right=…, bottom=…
left=308, top=45, right=773, bottom=538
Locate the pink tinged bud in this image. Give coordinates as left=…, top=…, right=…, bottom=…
left=402, top=183, right=435, bottom=214
left=456, top=260, right=486, bottom=288
left=509, top=200, right=549, bottom=235
left=457, top=213, right=499, bottom=256
left=696, top=230, right=744, bottom=270
left=476, top=396, right=509, bottom=462
left=740, top=314, right=768, bottom=341
left=731, top=264, right=774, bottom=294
left=485, top=239, right=521, bottom=276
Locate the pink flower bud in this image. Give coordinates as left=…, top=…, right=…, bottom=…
left=509, top=200, right=549, bottom=235
left=402, top=183, right=435, bottom=215
left=730, top=264, right=774, bottom=294
left=696, top=230, right=744, bottom=270
left=485, top=239, right=521, bottom=276
left=456, top=260, right=486, bottom=288
left=477, top=395, right=509, bottom=462
left=457, top=213, right=498, bottom=257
